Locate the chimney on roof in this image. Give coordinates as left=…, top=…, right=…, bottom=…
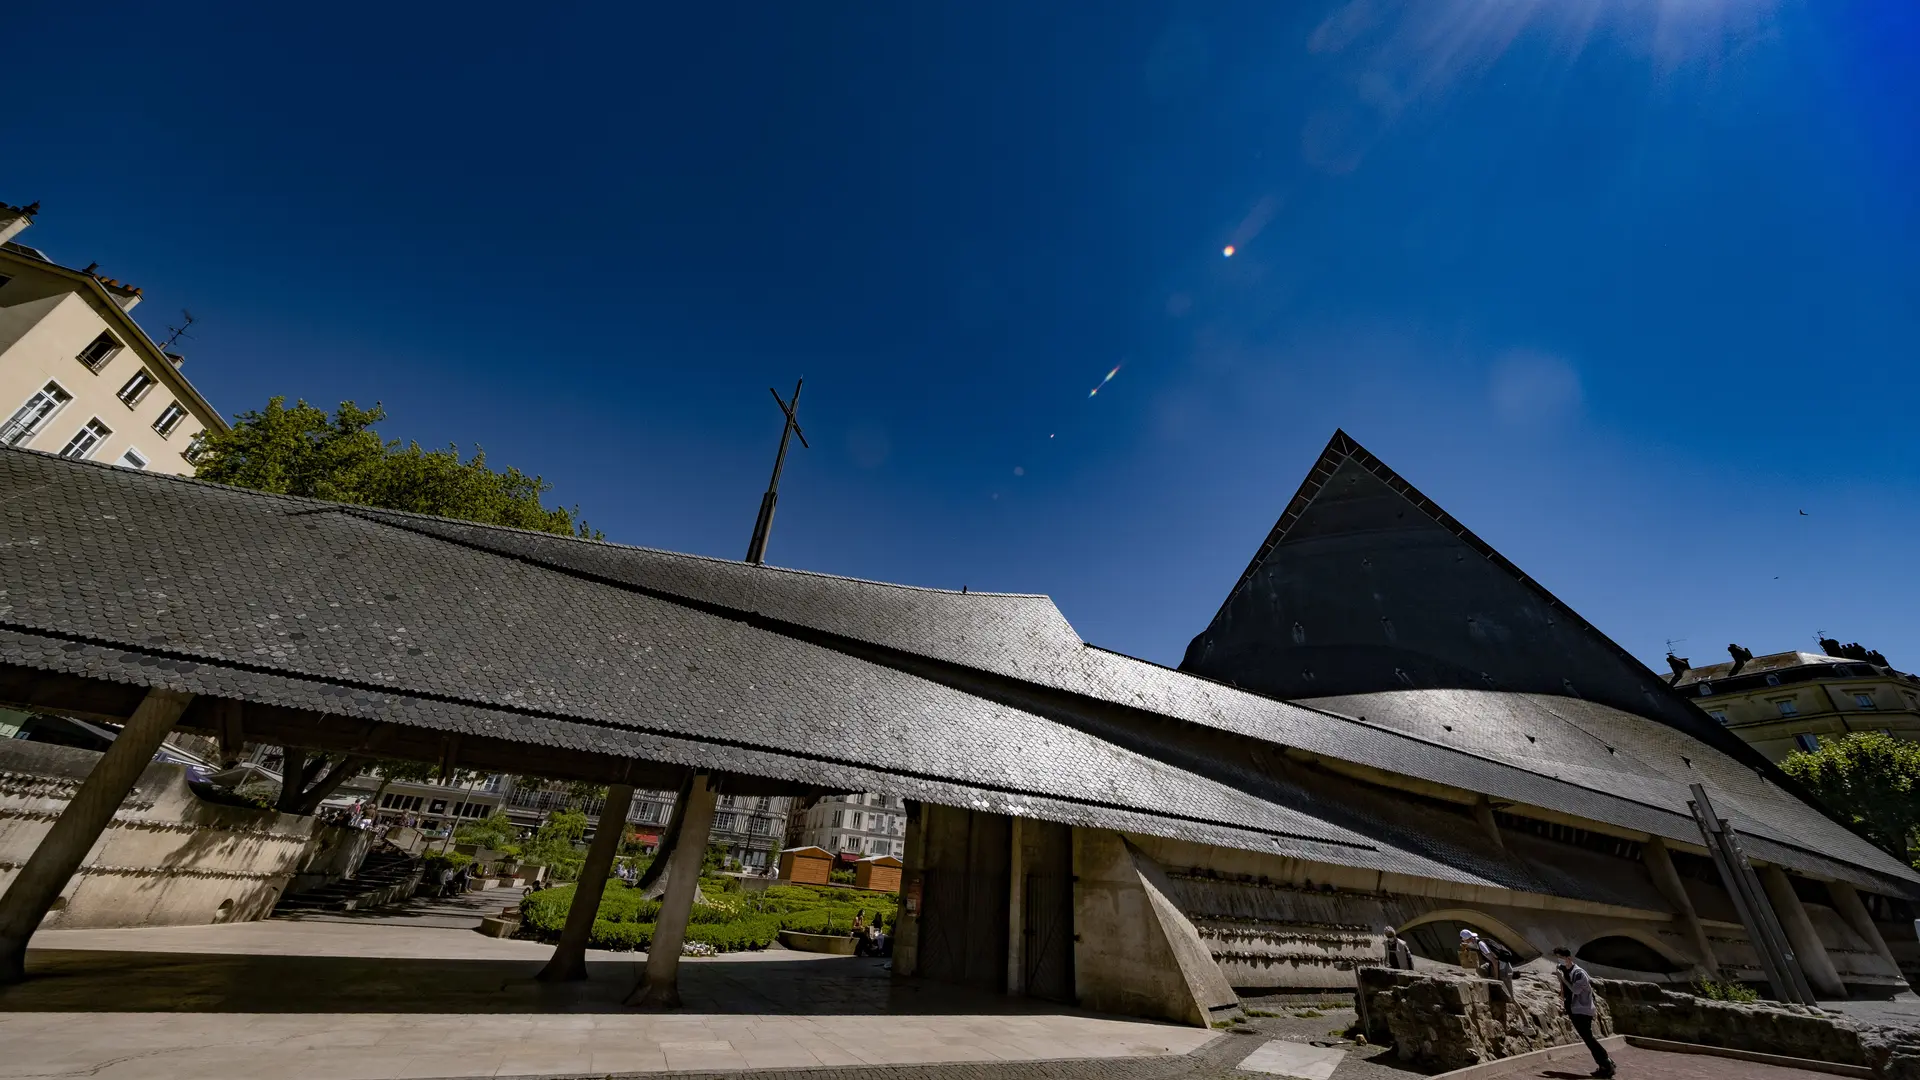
left=0, top=201, right=35, bottom=245
left=164, top=352, right=185, bottom=369
left=1727, top=643, right=1753, bottom=676
left=1665, top=653, right=1691, bottom=683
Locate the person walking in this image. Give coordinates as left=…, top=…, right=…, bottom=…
left=1383, top=926, right=1413, bottom=969
left=1460, top=929, right=1515, bottom=998
left=1553, top=947, right=1615, bottom=1078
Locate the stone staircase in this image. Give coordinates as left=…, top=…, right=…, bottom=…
left=273, top=845, right=424, bottom=916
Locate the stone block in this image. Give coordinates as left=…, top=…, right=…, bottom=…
left=1355, top=966, right=1608, bottom=1074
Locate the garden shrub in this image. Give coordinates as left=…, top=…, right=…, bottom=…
left=520, top=880, right=894, bottom=952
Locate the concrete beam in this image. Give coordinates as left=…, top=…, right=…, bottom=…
left=627, top=773, right=717, bottom=1007
left=1759, top=866, right=1847, bottom=999
left=1644, top=837, right=1718, bottom=975
left=0, top=687, right=193, bottom=982
left=537, top=783, right=635, bottom=982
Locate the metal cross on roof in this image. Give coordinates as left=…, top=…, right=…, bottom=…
left=745, top=379, right=807, bottom=566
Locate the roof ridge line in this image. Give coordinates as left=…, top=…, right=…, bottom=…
left=0, top=446, right=1053, bottom=602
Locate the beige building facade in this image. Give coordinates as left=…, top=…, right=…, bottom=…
left=1667, top=642, right=1920, bottom=761
left=0, top=201, right=223, bottom=474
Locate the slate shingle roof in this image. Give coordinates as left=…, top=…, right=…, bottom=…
left=1, top=446, right=1913, bottom=897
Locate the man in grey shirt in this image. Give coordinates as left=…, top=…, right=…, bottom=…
left=1553, top=947, right=1615, bottom=1078
left=1383, top=926, right=1413, bottom=969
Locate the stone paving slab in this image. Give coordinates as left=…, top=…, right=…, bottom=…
left=1233, top=1038, right=1345, bottom=1078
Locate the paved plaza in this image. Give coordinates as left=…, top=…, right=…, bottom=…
left=0, top=892, right=1221, bottom=1079
left=0, top=892, right=1893, bottom=1079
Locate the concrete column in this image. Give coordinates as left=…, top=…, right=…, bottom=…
left=1007, top=815, right=1026, bottom=996
left=893, top=802, right=925, bottom=978
left=1472, top=796, right=1505, bottom=852
left=1828, top=881, right=1904, bottom=978
left=0, top=687, right=193, bottom=983
left=537, top=783, right=635, bottom=982
left=627, top=773, right=717, bottom=1007
left=1644, top=837, right=1719, bottom=974
left=1760, top=865, right=1847, bottom=999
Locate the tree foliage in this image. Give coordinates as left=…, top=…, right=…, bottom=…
left=518, top=808, right=591, bottom=881
left=454, top=812, right=521, bottom=854
left=194, top=397, right=598, bottom=538
left=1779, top=732, right=1920, bottom=864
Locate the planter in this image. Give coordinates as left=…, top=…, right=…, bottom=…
left=778, top=930, right=858, bottom=955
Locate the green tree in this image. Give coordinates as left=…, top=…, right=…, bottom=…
left=454, top=812, right=521, bottom=854
left=194, top=397, right=598, bottom=537
left=195, top=398, right=600, bottom=814
left=1779, top=732, right=1920, bottom=864
left=520, top=808, right=591, bottom=882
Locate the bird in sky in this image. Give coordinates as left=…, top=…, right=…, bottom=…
left=1799, top=510, right=1809, bottom=516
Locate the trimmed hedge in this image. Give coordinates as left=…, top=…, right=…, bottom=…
left=520, top=880, right=894, bottom=953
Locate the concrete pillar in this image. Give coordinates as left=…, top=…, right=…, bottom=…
left=537, top=783, right=635, bottom=982
left=1828, top=881, right=1904, bottom=978
left=0, top=687, right=193, bottom=983
left=1007, top=815, right=1026, bottom=996
left=1644, top=837, right=1719, bottom=974
left=893, top=802, right=925, bottom=978
left=1760, top=865, right=1847, bottom=999
left=1472, top=796, right=1505, bottom=852
left=626, top=773, right=716, bottom=1007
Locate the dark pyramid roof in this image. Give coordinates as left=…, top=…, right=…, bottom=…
left=1180, top=430, right=1782, bottom=778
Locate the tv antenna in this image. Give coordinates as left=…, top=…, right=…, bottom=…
left=159, top=309, right=196, bottom=352
left=1664, top=637, right=1686, bottom=655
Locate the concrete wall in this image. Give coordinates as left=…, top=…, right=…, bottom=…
left=1073, top=828, right=1239, bottom=1026
left=0, top=739, right=357, bottom=928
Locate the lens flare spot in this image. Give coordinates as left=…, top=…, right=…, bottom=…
left=1222, top=245, right=1235, bottom=257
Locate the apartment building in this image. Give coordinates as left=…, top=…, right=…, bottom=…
left=1666, top=639, right=1920, bottom=761
left=785, top=793, right=907, bottom=859
left=0, top=201, right=223, bottom=473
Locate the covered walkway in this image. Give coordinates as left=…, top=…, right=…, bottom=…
left=0, top=893, right=1216, bottom=1079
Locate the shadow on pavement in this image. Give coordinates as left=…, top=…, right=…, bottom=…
left=1, top=950, right=1090, bottom=1020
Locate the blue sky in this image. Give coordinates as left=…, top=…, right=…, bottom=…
left=7, top=1, right=1917, bottom=671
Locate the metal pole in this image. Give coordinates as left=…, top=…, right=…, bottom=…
left=1688, top=783, right=1815, bottom=1004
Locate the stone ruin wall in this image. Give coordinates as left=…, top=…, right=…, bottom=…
left=0, top=739, right=365, bottom=929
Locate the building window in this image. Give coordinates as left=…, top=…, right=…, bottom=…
left=58, top=418, right=111, bottom=460
left=153, top=401, right=188, bottom=437
left=1707, top=710, right=1729, bottom=725
left=2, top=382, right=73, bottom=446
left=713, top=813, right=737, bottom=832
left=116, top=369, right=156, bottom=407
left=1794, top=733, right=1820, bottom=753
left=118, top=447, right=148, bottom=470
left=1854, top=693, right=1877, bottom=709
left=76, top=332, right=123, bottom=371
left=182, top=431, right=209, bottom=464
left=831, top=810, right=844, bottom=828
left=749, top=815, right=770, bottom=835
left=1764, top=674, right=1781, bottom=687
left=1775, top=699, right=1798, bottom=717
left=1697, top=684, right=1713, bottom=696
